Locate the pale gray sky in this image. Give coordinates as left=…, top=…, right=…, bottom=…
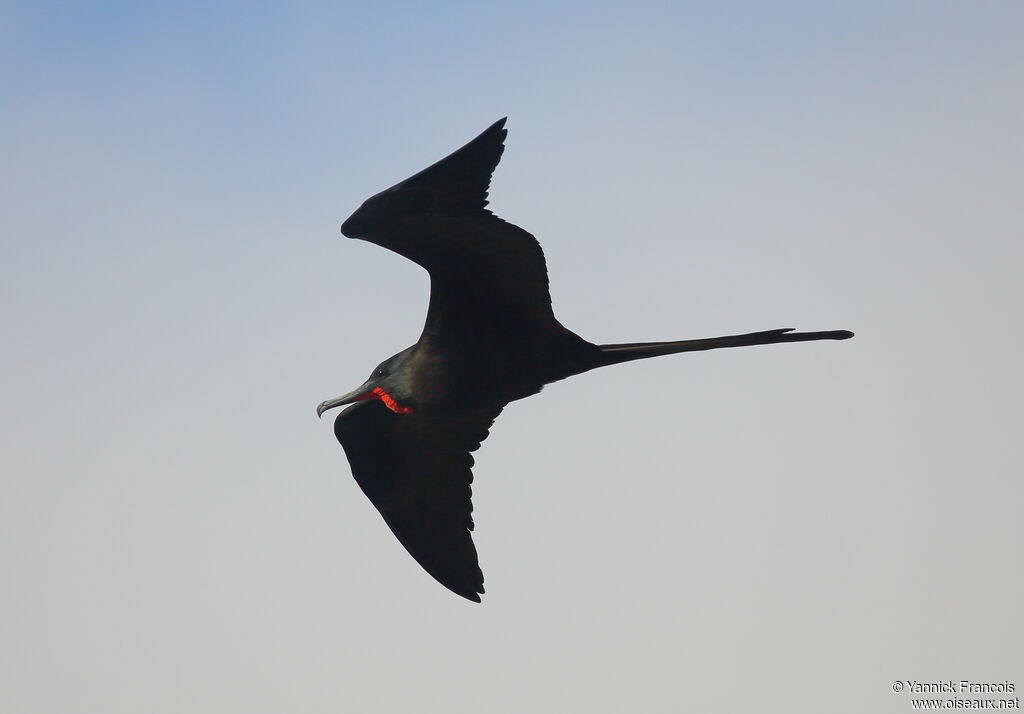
left=2, top=3, right=1021, bottom=713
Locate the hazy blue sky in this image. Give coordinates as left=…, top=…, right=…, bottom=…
left=2, top=2, right=1021, bottom=713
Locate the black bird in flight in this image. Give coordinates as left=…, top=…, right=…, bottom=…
left=318, top=118, right=852, bottom=602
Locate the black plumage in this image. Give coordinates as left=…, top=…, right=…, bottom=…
left=318, top=118, right=852, bottom=601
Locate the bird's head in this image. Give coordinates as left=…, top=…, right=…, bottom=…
left=317, top=348, right=417, bottom=418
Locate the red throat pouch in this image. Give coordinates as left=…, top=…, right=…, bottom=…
left=368, top=386, right=413, bottom=414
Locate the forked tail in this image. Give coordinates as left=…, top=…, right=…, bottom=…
left=595, top=328, right=854, bottom=368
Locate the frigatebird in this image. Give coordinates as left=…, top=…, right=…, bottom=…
left=318, top=118, right=852, bottom=602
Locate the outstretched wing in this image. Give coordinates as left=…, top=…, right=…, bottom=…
left=333, top=399, right=503, bottom=602
left=340, top=118, right=558, bottom=336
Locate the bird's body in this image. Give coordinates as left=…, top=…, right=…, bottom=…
left=319, top=118, right=852, bottom=602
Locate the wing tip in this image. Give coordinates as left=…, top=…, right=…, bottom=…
left=440, top=566, right=485, bottom=603
left=434, top=559, right=485, bottom=603
left=489, top=116, right=508, bottom=137
left=459, top=580, right=485, bottom=603
left=361, top=117, right=509, bottom=214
